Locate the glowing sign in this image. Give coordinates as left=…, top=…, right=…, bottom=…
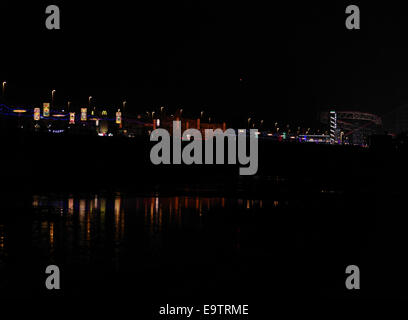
left=116, top=111, right=122, bottom=124
left=34, top=108, right=40, bottom=121
left=81, top=108, right=87, bottom=121
left=13, top=108, right=27, bottom=113
left=69, top=112, right=75, bottom=124
left=43, top=103, right=50, bottom=117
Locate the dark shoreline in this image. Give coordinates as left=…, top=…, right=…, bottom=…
left=1, top=132, right=403, bottom=185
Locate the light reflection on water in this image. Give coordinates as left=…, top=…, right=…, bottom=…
left=0, top=193, right=283, bottom=275
left=0, top=224, right=5, bottom=254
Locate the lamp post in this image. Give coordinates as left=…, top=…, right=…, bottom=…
left=2, top=81, right=6, bottom=97
left=88, top=96, right=94, bottom=115
left=160, top=106, right=165, bottom=120
left=51, top=89, right=56, bottom=108
left=121, top=101, right=127, bottom=126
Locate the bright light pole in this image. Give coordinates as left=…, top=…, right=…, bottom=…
left=88, top=96, right=93, bottom=115
left=160, top=106, right=164, bottom=120
left=51, top=89, right=56, bottom=108
left=2, top=81, right=6, bottom=97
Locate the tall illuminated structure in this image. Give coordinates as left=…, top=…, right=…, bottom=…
left=329, top=110, right=337, bottom=144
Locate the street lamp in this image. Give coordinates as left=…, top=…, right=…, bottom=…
left=122, top=101, right=127, bottom=119
left=2, top=81, right=6, bottom=97
left=160, top=106, right=165, bottom=119
left=51, top=89, right=56, bottom=107
left=88, top=96, right=94, bottom=115
left=247, top=117, right=251, bottom=128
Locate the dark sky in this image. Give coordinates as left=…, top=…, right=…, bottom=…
left=2, top=1, right=408, bottom=127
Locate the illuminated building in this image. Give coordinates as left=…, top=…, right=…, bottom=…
left=329, top=111, right=337, bottom=144
left=158, top=115, right=226, bottom=136
left=321, top=110, right=382, bottom=145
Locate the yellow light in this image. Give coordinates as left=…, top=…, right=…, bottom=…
left=81, top=108, right=87, bottom=121
left=13, top=109, right=27, bottom=113
left=43, top=103, right=50, bottom=117
left=69, top=112, right=75, bottom=124
left=116, top=111, right=122, bottom=124
left=52, top=114, right=66, bottom=117
left=34, top=108, right=40, bottom=120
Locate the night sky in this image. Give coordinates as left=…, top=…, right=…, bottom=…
left=2, top=2, right=408, bottom=126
